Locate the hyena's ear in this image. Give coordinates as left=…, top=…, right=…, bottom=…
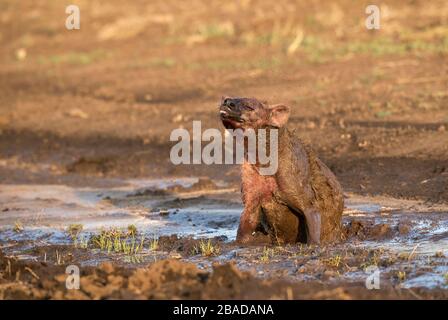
left=268, top=104, right=290, bottom=127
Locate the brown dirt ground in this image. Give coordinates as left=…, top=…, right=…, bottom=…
left=1, top=249, right=447, bottom=300
left=1, top=0, right=448, bottom=299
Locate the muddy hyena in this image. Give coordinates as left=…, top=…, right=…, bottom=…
left=219, top=97, right=344, bottom=245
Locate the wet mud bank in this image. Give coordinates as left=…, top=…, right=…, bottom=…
left=0, top=178, right=447, bottom=299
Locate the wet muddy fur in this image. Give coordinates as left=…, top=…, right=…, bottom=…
left=220, top=97, right=344, bottom=245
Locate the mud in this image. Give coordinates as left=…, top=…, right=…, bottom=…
left=1, top=249, right=447, bottom=300
left=0, top=180, right=447, bottom=299
left=1, top=0, right=448, bottom=299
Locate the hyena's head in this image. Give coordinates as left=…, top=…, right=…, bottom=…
left=219, top=97, right=290, bottom=131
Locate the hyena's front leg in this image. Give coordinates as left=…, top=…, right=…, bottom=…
left=236, top=205, right=260, bottom=243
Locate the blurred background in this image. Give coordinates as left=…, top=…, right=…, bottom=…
left=0, top=0, right=447, bottom=202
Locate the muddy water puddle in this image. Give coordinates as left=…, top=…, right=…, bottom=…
left=0, top=179, right=240, bottom=242
left=0, top=178, right=447, bottom=290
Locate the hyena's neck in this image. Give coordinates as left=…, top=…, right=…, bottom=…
left=241, top=161, right=278, bottom=205
left=241, top=126, right=287, bottom=166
